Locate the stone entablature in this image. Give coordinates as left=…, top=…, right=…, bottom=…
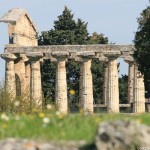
left=5, top=44, right=135, bottom=53
left=4, top=44, right=135, bottom=61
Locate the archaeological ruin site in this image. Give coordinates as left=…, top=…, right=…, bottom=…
left=0, top=8, right=147, bottom=114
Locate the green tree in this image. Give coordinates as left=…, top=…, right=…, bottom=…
left=39, top=6, right=89, bottom=107
left=41, top=60, right=56, bottom=104
left=119, top=75, right=128, bottom=104
left=134, top=6, right=150, bottom=96
left=88, top=32, right=108, bottom=44
left=39, top=6, right=109, bottom=109
left=38, top=6, right=89, bottom=45
left=91, top=59, right=104, bottom=104
left=75, top=19, right=89, bottom=44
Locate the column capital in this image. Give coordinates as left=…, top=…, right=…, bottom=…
left=19, top=54, right=29, bottom=62
left=52, top=51, right=69, bottom=61
left=52, top=51, right=69, bottom=58
left=103, top=51, right=121, bottom=61
left=1, top=53, right=17, bottom=61
left=137, top=71, right=144, bottom=78
left=134, top=63, right=144, bottom=78
left=43, top=52, right=57, bottom=62
left=124, top=56, right=134, bottom=64
left=26, top=52, right=43, bottom=61
left=98, top=55, right=108, bottom=64
left=77, top=51, right=95, bottom=58
left=77, top=51, right=94, bottom=62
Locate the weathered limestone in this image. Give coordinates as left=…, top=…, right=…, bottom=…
left=133, top=64, right=145, bottom=113
left=1, top=53, right=17, bottom=99
left=26, top=52, right=43, bottom=109
left=0, top=8, right=38, bottom=100
left=52, top=52, right=69, bottom=114
left=96, top=120, right=150, bottom=150
left=25, top=61, right=31, bottom=92
left=104, top=51, right=120, bottom=113
left=14, top=54, right=28, bottom=96
left=124, top=56, right=134, bottom=104
left=78, top=61, right=83, bottom=109
left=0, top=8, right=38, bottom=46
left=99, top=55, right=108, bottom=105
left=128, top=62, right=134, bottom=104
left=103, top=64, right=108, bottom=105
left=77, top=51, right=94, bottom=113
left=4, top=45, right=135, bottom=54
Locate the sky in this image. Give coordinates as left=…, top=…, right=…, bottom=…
left=0, top=0, right=149, bottom=80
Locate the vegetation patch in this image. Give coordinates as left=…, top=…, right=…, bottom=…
left=0, top=112, right=150, bottom=142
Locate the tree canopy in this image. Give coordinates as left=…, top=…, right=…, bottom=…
left=38, top=6, right=89, bottom=45
left=134, top=6, right=150, bottom=96
left=38, top=6, right=110, bottom=109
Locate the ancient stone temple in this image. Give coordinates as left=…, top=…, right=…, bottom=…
left=0, top=8, right=147, bottom=113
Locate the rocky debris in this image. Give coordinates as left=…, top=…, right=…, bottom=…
left=1, top=120, right=150, bottom=150
left=95, top=120, right=150, bottom=150
left=0, top=138, right=92, bottom=150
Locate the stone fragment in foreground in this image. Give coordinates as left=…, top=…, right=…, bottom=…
left=96, top=120, right=150, bottom=150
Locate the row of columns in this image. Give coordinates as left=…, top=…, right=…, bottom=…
left=1, top=53, right=43, bottom=110
left=103, top=58, right=145, bottom=113
left=1, top=52, right=146, bottom=113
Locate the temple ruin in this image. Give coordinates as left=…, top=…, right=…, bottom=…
left=0, top=8, right=147, bottom=113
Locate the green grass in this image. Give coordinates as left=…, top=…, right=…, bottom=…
left=0, top=112, right=150, bottom=143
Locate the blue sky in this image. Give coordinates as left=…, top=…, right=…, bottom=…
left=0, top=0, right=149, bottom=79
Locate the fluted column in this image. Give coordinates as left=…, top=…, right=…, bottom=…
left=79, top=61, right=83, bottom=109
left=52, top=52, right=69, bottom=114
left=99, top=55, right=108, bottom=105
left=124, top=56, right=134, bottom=104
left=104, top=51, right=120, bottom=113
left=103, top=63, right=108, bottom=105
left=25, top=61, right=31, bottom=92
left=77, top=51, right=94, bottom=113
left=15, top=54, right=28, bottom=95
left=1, top=53, right=17, bottom=100
left=107, top=59, right=119, bottom=112
left=128, top=62, right=134, bottom=103
left=27, top=52, right=43, bottom=109
left=133, top=64, right=145, bottom=113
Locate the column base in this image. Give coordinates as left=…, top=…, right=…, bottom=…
left=133, top=102, right=145, bottom=113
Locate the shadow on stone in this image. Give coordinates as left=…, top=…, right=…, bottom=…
left=79, top=143, right=97, bottom=150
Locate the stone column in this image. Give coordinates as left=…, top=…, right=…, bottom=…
left=52, top=52, right=69, bottom=114
left=79, top=61, right=83, bottom=109
left=124, top=57, right=134, bottom=104
left=25, top=61, right=31, bottom=92
left=133, top=64, right=145, bottom=113
left=77, top=51, right=95, bottom=113
left=99, top=53, right=108, bottom=105
left=103, top=63, right=108, bottom=105
left=99, top=55, right=108, bottom=105
left=1, top=53, right=17, bottom=100
left=127, top=62, right=134, bottom=103
left=26, top=52, right=43, bottom=109
left=104, top=51, right=120, bottom=113
left=15, top=54, right=28, bottom=95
